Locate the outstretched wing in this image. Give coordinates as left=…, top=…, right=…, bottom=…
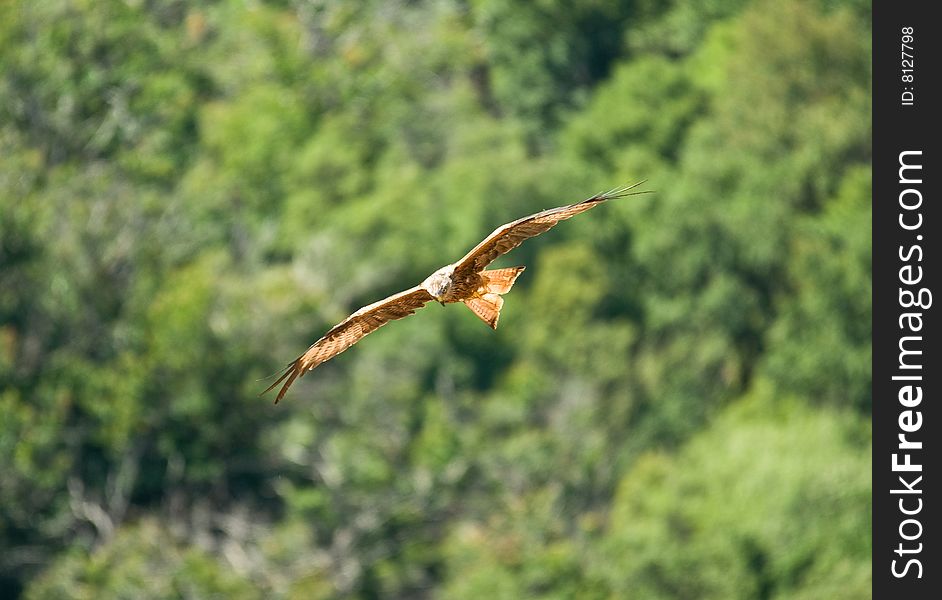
left=262, top=286, right=434, bottom=403
left=452, top=182, right=649, bottom=277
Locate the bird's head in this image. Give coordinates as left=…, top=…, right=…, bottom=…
left=421, top=266, right=454, bottom=303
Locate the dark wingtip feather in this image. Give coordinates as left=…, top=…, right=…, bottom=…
left=595, top=180, right=652, bottom=202
left=274, top=368, right=301, bottom=404
left=259, top=362, right=297, bottom=403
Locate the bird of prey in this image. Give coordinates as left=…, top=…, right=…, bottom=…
left=263, top=182, right=648, bottom=402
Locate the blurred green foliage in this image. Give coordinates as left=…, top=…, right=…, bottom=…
left=2, top=0, right=871, bottom=597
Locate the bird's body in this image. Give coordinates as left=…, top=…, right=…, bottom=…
left=420, top=265, right=460, bottom=302
left=263, top=182, right=648, bottom=402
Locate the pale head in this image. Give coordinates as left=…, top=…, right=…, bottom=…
left=421, top=265, right=455, bottom=303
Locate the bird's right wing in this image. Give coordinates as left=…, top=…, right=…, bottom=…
left=262, top=285, right=434, bottom=403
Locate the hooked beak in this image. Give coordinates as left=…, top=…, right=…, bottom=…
left=438, top=300, right=445, bottom=306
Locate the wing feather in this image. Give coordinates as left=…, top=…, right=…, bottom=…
left=262, top=286, right=434, bottom=402
left=452, top=182, right=648, bottom=276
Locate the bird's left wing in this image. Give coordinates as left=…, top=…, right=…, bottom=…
left=262, top=285, right=434, bottom=403
left=451, top=182, right=648, bottom=277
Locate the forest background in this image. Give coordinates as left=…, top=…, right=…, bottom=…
left=1, top=0, right=872, bottom=597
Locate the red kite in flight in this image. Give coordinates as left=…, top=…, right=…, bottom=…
left=263, top=182, right=648, bottom=402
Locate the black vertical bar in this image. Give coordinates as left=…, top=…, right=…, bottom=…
left=873, top=2, right=939, bottom=598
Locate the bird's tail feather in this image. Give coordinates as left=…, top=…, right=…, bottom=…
left=463, top=293, right=504, bottom=330
left=482, top=266, right=526, bottom=295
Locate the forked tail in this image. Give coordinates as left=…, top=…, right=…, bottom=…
left=462, top=266, right=525, bottom=329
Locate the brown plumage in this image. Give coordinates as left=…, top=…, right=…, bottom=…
left=263, top=182, right=648, bottom=402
